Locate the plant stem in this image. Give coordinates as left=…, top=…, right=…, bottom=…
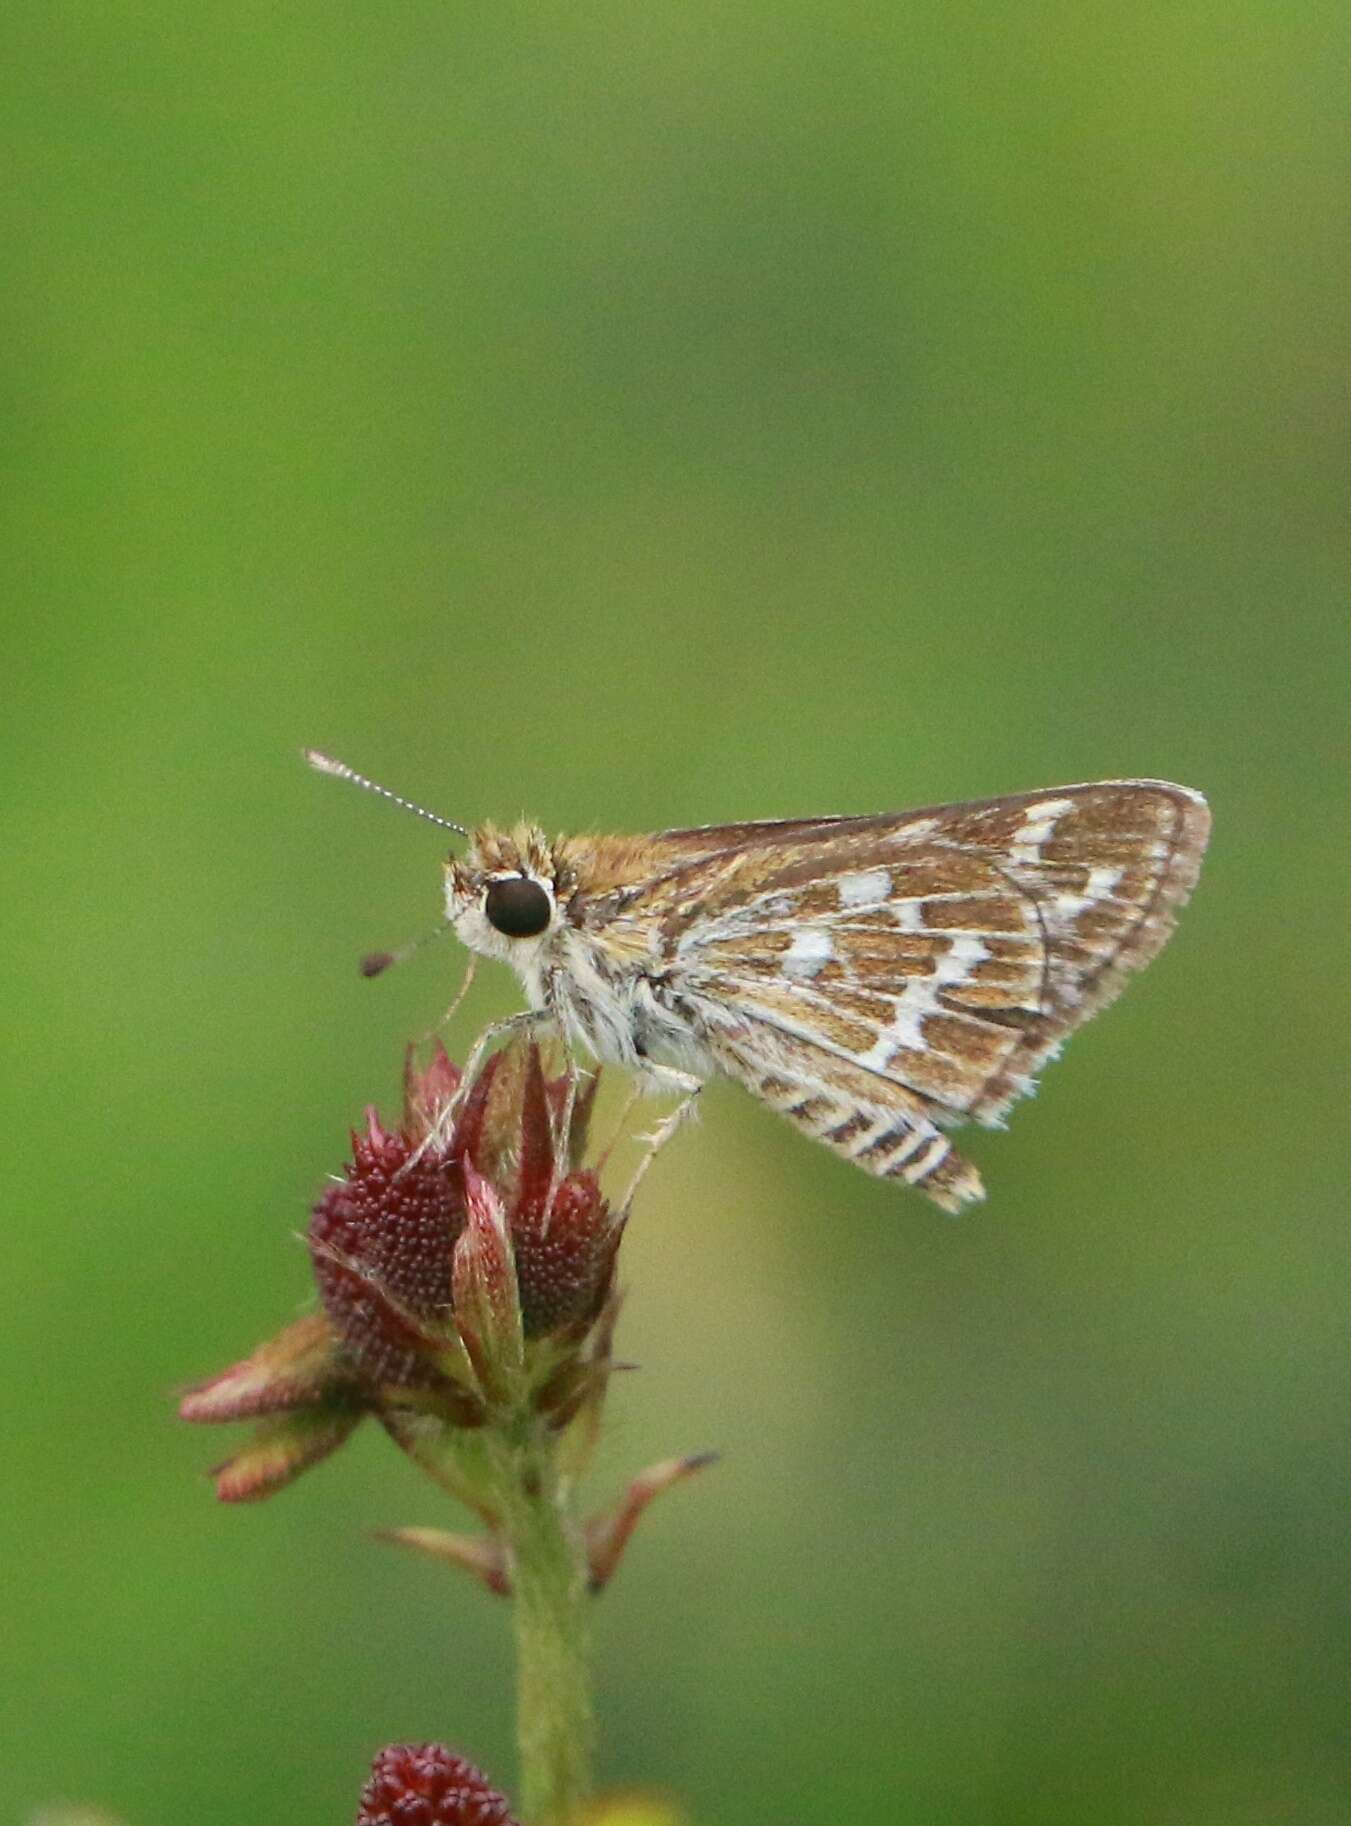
left=495, top=1421, right=594, bottom=1826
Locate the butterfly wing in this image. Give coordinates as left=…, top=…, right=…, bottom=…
left=631, top=781, right=1209, bottom=1209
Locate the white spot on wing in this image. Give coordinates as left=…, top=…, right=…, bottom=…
left=782, top=927, right=834, bottom=980
left=1087, top=864, right=1123, bottom=897
left=838, top=868, right=891, bottom=907
left=1009, top=797, right=1074, bottom=867
left=1047, top=862, right=1128, bottom=929
left=946, top=934, right=993, bottom=972
left=860, top=934, right=990, bottom=1069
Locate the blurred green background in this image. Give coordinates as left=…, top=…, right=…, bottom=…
left=4, top=4, right=1349, bottom=1822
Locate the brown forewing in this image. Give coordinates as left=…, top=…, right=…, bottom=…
left=605, top=780, right=1209, bottom=1130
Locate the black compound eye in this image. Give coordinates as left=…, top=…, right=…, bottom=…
left=484, top=874, right=552, bottom=938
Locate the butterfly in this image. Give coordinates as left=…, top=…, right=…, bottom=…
left=307, top=752, right=1210, bottom=1211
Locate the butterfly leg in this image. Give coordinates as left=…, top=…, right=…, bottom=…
left=422, top=953, right=477, bottom=1042
left=411, top=1006, right=555, bottom=1166
left=619, top=1066, right=703, bottom=1214
left=541, top=971, right=585, bottom=1228
left=595, top=1080, right=644, bottom=1175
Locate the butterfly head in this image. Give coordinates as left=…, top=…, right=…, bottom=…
left=303, top=754, right=579, bottom=977
left=444, top=821, right=568, bottom=966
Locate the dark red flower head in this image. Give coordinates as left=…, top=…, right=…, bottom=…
left=183, top=1040, right=624, bottom=1499
left=356, top=1743, right=517, bottom=1826
left=309, top=1043, right=617, bottom=1386
left=184, top=1038, right=716, bottom=1595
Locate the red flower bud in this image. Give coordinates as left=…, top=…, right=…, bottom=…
left=309, top=1108, right=462, bottom=1389
left=356, top=1744, right=517, bottom=1826
left=513, top=1170, right=619, bottom=1339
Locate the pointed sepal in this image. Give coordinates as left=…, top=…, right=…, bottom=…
left=208, top=1406, right=364, bottom=1502
left=451, top=1161, right=525, bottom=1405
left=585, top=1453, right=719, bottom=1591
left=178, top=1313, right=355, bottom=1422
left=377, top=1525, right=511, bottom=1597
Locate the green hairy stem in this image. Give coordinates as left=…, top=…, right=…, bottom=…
left=493, top=1422, right=595, bottom=1826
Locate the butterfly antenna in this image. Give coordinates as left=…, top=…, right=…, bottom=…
left=303, top=748, right=468, bottom=837
left=359, top=925, right=451, bottom=980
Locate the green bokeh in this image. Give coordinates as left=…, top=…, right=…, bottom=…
left=4, top=5, right=1348, bottom=1822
